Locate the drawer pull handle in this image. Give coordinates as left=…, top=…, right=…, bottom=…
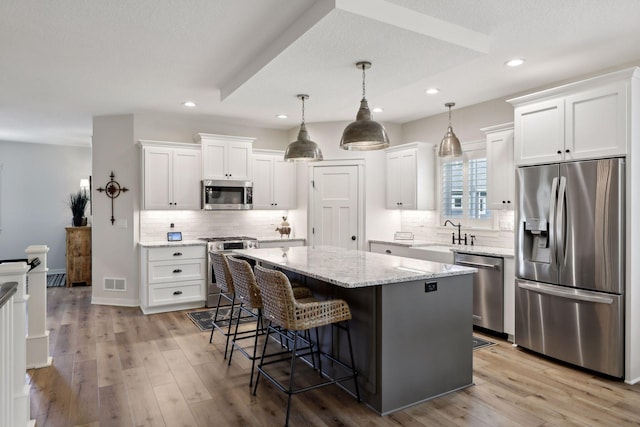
left=173, top=252, right=183, bottom=256
left=385, top=249, right=392, bottom=254
left=173, top=269, right=182, bottom=273
left=173, top=290, right=183, bottom=295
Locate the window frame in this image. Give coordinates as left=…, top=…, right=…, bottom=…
left=438, top=140, right=493, bottom=229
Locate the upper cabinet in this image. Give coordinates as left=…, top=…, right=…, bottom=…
left=385, top=142, right=435, bottom=210
left=510, top=69, right=635, bottom=166
left=482, top=123, right=514, bottom=210
left=139, top=140, right=202, bottom=210
left=194, top=133, right=254, bottom=180
left=252, top=150, right=296, bottom=210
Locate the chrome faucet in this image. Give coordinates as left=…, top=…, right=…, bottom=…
left=443, top=219, right=466, bottom=245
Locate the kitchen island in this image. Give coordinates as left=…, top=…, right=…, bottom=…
left=233, top=245, right=476, bottom=415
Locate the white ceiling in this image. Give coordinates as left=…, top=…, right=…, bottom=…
left=2, top=0, right=640, bottom=147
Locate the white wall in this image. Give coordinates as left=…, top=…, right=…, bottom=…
left=0, top=141, right=91, bottom=271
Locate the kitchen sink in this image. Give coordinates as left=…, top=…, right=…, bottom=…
left=411, top=245, right=455, bottom=264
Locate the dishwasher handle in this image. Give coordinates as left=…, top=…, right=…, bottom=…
left=455, top=260, right=501, bottom=270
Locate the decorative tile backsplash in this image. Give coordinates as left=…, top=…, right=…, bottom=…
left=399, top=210, right=515, bottom=249
left=139, top=210, right=294, bottom=241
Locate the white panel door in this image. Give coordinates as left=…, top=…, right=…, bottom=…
left=272, top=158, right=295, bottom=209
left=227, top=141, right=252, bottom=180
left=311, top=165, right=359, bottom=249
left=202, top=141, right=226, bottom=179
left=514, top=99, right=564, bottom=166
left=251, top=155, right=273, bottom=209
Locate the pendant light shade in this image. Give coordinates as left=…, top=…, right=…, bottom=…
left=284, top=94, right=323, bottom=162
left=438, top=102, right=462, bottom=157
left=340, top=61, right=390, bottom=151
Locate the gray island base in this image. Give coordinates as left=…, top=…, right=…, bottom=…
left=233, top=245, right=476, bottom=415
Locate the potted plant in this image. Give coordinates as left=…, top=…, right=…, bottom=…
left=68, top=190, right=89, bottom=226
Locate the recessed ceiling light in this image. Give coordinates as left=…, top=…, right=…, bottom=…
left=425, top=88, right=440, bottom=95
left=505, top=58, right=525, bottom=67
left=182, top=101, right=196, bottom=107
left=372, top=107, right=384, bottom=113
left=276, top=114, right=288, bottom=119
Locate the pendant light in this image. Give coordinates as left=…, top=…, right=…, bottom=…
left=438, top=102, right=462, bottom=157
left=284, top=94, right=323, bottom=162
left=340, top=61, right=390, bottom=151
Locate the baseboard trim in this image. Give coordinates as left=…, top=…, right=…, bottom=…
left=91, top=296, right=140, bottom=308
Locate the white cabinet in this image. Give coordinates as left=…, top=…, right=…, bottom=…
left=139, top=140, right=201, bottom=210
left=252, top=150, right=296, bottom=209
left=511, top=72, right=630, bottom=166
left=482, top=123, right=515, bottom=210
left=140, top=244, right=206, bottom=314
left=369, top=242, right=416, bottom=257
left=385, top=142, right=435, bottom=210
left=195, top=133, right=254, bottom=180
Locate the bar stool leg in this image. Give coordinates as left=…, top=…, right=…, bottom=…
left=314, top=327, right=323, bottom=377
left=248, top=309, right=263, bottom=387
left=345, top=321, right=361, bottom=402
left=223, top=295, right=236, bottom=359
left=209, top=292, right=224, bottom=343
left=228, top=301, right=244, bottom=365
left=285, top=330, right=300, bottom=427
left=253, top=320, right=272, bottom=396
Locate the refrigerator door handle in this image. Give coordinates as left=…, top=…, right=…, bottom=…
left=517, top=281, right=614, bottom=304
left=549, top=177, right=559, bottom=266
left=556, top=176, right=567, bottom=265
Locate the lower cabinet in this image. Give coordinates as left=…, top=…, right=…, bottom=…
left=66, top=227, right=91, bottom=287
left=140, top=244, right=206, bottom=314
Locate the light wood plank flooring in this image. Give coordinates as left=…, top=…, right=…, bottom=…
left=29, top=286, right=640, bottom=426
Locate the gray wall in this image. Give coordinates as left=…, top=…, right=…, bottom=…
left=0, top=141, right=91, bottom=271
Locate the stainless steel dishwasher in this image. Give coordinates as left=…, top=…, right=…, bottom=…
left=454, top=252, right=504, bottom=333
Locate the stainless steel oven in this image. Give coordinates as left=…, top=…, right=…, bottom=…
left=199, top=236, right=258, bottom=307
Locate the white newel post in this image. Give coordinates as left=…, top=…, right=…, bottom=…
left=25, top=245, right=52, bottom=369
left=0, top=262, right=35, bottom=427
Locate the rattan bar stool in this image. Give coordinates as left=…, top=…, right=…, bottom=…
left=226, top=256, right=314, bottom=387
left=253, top=265, right=360, bottom=427
left=208, top=252, right=252, bottom=359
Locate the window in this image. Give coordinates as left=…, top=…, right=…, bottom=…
left=440, top=143, right=491, bottom=227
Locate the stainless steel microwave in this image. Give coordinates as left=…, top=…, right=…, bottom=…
left=201, top=180, right=253, bottom=210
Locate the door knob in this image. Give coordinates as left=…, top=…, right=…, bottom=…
left=351, top=236, right=356, bottom=241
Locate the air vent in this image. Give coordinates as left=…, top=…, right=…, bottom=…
left=104, top=277, right=126, bottom=292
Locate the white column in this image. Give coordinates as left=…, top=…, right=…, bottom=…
left=25, top=245, right=52, bottom=369
left=0, top=262, right=34, bottom=427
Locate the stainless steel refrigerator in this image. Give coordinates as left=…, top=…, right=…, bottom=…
left=515, top=158, right=625, bottom=378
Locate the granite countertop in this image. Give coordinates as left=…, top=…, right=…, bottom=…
left=233, top=245, right=475, bottom=289
left=256, top=237, right=306, bottom=244
left=0, top=281, right=18, bottom=309
left=370, top=239, right=514, bottom=258
left=138, top=240, right=207, bottom=248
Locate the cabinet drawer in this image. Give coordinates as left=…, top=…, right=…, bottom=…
left=148, top=259, right=205, bottom=283
left=369, top=242, right=415, bottom=257
left=149, top=280, right=205, bottom=306
left=147, top=245, right=205, bottom=261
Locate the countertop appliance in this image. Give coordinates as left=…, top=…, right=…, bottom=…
left=515, top=158, right=625, bottom=377
left=455, top=252, right=503, bottom=333
left=202, top=180, right=253, bottom=210
left=199, top=236, right=258, bottom=307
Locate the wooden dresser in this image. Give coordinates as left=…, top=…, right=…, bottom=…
left=65, top=227, right=91, bottom=287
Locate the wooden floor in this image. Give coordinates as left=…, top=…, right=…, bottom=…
left=29, top=286, right=640, bottom=427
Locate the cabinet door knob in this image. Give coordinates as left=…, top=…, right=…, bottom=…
left=502, top=200, right=506, bottom=204
left=173, top=290, right=183, bottom=295
left=173, top=252, right=182, bottom=256
left=351, top=235, right=357, bottom=241
left=565, top=149, right=570, bottom=153
left=172, top=269, right=182, bottom=273
left=557, top=150, right=562, bottom=154
left=385, top=249, right=392, bottom=254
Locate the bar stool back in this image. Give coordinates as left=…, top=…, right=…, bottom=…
left=209, top=252, right=238, bottom=358
left=253, top=265, right=360, bottom=426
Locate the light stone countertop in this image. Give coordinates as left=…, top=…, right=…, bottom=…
left=256, top=237, right=306, bottom=244
left=369, top=239, right=514, bottom=259
left=138, top=240, right=207, bottom=248
left=233, top=245, right=475, bottom=289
